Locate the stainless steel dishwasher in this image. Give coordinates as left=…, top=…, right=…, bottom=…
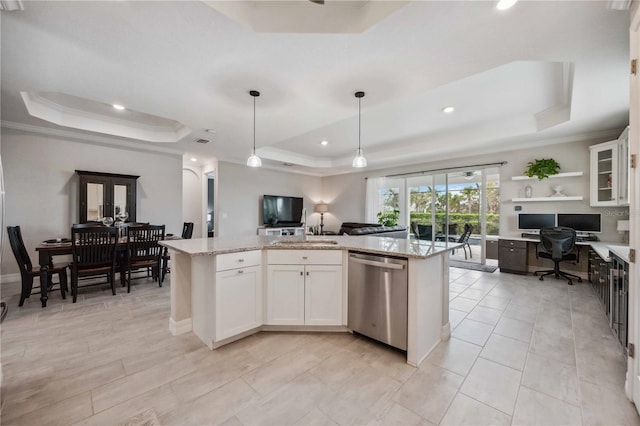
left=347, top=251, right=408, bottom=351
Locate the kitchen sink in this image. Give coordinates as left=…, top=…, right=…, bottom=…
left=270, top=239, right=339, bottom=246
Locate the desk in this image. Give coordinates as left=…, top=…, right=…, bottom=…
left=497, top=236, right=628, bottom=277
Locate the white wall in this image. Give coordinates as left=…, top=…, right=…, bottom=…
left=321, top=137, right=629, bottom=242
left=217, top=161, right=322, bottom=237
left=1, top=129, right=183, bottom=275
left=182, top=166, right=203, bottom=238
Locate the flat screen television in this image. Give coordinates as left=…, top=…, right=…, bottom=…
left=557, top=213, right=601, bottom=233
left=517, top=213, right=556, bottom=231
left=263, top=195, right=304, bottom=227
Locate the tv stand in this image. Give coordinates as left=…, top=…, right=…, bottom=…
left=258, top=226, right=305, bottom=237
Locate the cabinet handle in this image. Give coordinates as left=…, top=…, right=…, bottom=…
left=237, top=270, right=244, bottom=274
left=306, top=271, right=309, bottom=276
left=510, top=242, right=514, bottom=246
left=238, top=259, right=244, bottom=262
left=300, top=271, right=303, bottom=276
left=510, top=249, right=514, bottom=252
left=302, top=256, right=308, bottom=260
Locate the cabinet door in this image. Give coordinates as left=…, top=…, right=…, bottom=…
left=267, top=265, right=305, bottom=325
left=215, top=265, right=262, bottom=341
left=618, top=132, right=630, bottom=206
left=590, top=142, right=619, bottom=206
left=304, top=265, right=343, bottom=326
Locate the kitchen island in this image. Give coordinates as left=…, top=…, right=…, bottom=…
left=159, top=235, right=460, bottom=367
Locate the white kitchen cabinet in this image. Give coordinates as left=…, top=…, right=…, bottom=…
left=215, top=265, right=262, bottom=340
left=204, top=250, right=262, bottom=343
left=267, top=265, right=305, bottom=325
left=590, top=127, right=629, bottom=207
left=266, top=250, right=343, bottom=326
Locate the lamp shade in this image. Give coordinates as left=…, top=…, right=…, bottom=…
left=314, top=203, right=329, bottom=213
left=617, top=220, right=630, bottom=232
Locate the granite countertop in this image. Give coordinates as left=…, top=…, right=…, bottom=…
left=586, top=242, right=630, bottom=263
left=159, top=235, right=461, bottom=259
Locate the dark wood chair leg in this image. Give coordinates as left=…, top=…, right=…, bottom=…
left=71, top=270, right=78, bottom=303
left=59, top=269, right=67, bottom=299
left=18, top=276, right=32, bottom=307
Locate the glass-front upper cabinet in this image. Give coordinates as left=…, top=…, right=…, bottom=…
left=76, top=170, right=139, bottom=223
left=589, top=127, right=629, bottom=207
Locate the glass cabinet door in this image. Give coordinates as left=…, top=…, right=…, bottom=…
left=590, top=141, right=619, bottom=206
left=76, top=171, right=138, bottom=223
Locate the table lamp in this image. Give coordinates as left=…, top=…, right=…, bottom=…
left=314, top=203, right=329, bottom=234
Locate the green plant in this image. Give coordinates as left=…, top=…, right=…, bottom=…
left=377, top=210, right=399, bottom=226
left=524, top=158, right=561, bottom=180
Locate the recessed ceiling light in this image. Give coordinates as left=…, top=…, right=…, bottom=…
left=320, top=140, right=328, bottom=146
left=442, top=106, right=455, bottom=113
left=112, top=104, right=125, bottom=110
left=496, top=0, right=518, bottom=10
left=190, top=157, right=197, bottom=162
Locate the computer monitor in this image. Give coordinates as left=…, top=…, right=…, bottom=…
left=557, top=213, right=601, bottom=233
left=517, top=213, right=556, bottom=231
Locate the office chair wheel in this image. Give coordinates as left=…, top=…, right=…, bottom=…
left=539, top=276, right=544, bottom=281
left=567, top=280, right=573, bottom=285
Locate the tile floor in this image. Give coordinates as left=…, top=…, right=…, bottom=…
left=1, top=267, right=639, bottom=425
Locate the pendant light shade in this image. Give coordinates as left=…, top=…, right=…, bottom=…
left=247, top=90, right=262, bottom=168
left=352, top=91, right=367, bottom=168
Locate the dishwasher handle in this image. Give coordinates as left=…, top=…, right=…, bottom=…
left=349, top=255, right=406, bottom=270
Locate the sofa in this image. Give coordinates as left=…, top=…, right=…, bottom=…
left=338, top=222, right=408, bottom=238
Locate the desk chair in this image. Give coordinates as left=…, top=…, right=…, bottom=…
left=534, top=227, right=582, bottom=285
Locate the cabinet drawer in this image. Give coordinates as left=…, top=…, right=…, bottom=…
left=499, top=247, right=527, bottom=273
left=267, top=249, right=342, bottom=265
left=499, top=239, right=527, bottom=249
left=216, top=250, right=261, bottom=272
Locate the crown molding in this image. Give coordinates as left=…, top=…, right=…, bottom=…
left=1, top=120, right=184, bottom=157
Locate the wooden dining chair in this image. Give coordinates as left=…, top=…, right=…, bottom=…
left=161, top=222, right=194, bottom=283
left=124, top=224, right=165, bottom=293
left=7, top=226, right=68, bottom=307
left=70, top=226, right=119, bottom=303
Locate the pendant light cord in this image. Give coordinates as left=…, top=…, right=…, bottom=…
left=253, top=95, right=256, bottom=154
left=358, top=96, right=361, bottom=151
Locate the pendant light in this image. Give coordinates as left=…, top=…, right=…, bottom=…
left=352, top=91, right=367, bottom=168
left=247, top=90, right=262, bottom=167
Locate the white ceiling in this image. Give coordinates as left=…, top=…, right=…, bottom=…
left=0, top=0, right=630, bottom=176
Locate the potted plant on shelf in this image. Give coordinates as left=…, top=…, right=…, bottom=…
left=524, top=158, right=561, bottom=180
left=377, top=210, right=399, bottom=226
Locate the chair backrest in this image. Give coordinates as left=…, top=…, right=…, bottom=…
left=442, top=223, right=458, bottom=235
left=127, top=225, right=165, bottom=263
left=73, top=222, right=106, bottom=228
left=6, top=226, right=32, bottom=276
left=540, top=227, right=576, bottom=260
left=416, top=224, right=433, bottom=240
left=182, top=222, right=194, bottom=239
left=457, top=224, right=472, bottom=243
left=71, top=226, right=119, bottom=270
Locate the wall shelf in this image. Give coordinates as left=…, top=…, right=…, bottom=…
left=511, top=171, right=583, bottom=181
left=512, top=196, right=583, bottom=202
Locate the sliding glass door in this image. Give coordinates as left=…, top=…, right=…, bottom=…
left=371, top=166, right=501, bottom=266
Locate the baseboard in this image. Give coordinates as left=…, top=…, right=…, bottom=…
left=169, top=318, right=192, bottom=335
left=1, top=273, right=20, bottom=284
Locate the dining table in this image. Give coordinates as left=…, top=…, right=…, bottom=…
left=34, top=233, right=181, bottom=307
left=35, top=240, right=73, bottom=307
